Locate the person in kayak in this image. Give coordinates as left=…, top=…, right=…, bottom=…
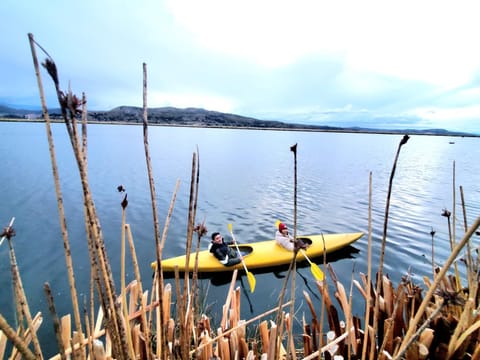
left=209, top=232, right=242, bottom=266
left=275, top=222, right=310, bottom=251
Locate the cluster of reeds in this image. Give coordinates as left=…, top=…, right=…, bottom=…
left=0, top=33, right=479, bottom=360
left=296, top=137, right=480, bottom=360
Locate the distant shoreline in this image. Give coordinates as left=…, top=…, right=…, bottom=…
left=1, top=117, right=478, bottom=138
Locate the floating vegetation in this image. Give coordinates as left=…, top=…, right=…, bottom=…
left=1, top=33, right=479, bottom=360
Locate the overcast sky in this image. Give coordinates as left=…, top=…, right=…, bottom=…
left=1, top=0, right=480, bottom=134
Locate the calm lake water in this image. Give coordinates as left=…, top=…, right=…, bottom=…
left=1, top=121, right=479, bottom=357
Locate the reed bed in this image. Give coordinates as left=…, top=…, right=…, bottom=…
left=0, top=34, right=479, bottom=359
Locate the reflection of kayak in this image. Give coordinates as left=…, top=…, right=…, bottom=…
left=152, top=232, right=364, bottom=273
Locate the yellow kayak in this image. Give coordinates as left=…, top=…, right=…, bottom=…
left=152, top=232, right=364, bottom=272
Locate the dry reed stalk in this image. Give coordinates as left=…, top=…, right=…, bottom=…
left=27, top=33, right=84, bottom=347
left=287, top=264, right=297, bottom=358
left=128, top=282, right=139, bottom=318
left=120, top=199, right=136, bottom=360
left=332, top=270, right=357, bottom=354
left=221, top=270, right=239, bottom=330
left=229, top=328, right=239, bottom=358
left=266, top=321, right=278, bottom=360
left=191, top=216, right=207, bottom=327
left=312, top=232, right=328, bottom=352
left=239, top=333, right=249, bottom=359
left=0, top=313, right=36, bottom=360
left=0, top=217, right=15, bottom=247
left=132, top=323, right=141, bottom=356
left=377, top=280, right=407, bottom=358
left=417, top=327, right=434, bottom=350
left=30, top=33, right=129, bottom=358
left=192, top=301, right=293, bottom=356
left=60, top=314, right=71, bottom=352
left=235, top=287, right=241, bottom=325
left=229, top=287, right=239, bottom=328
left=354, top=279, right=368, bottom=300
left=157, top=271, right=167, bottom=359
left=0, top=330, right=6, bottom=359
left=285, top=313, right=297, bottom=360
left=149, top=181, right=179, bottom=357
left=259, top=321, right=269, bottom=353
left=316, top=280, right=342, bottom=338
left=450, top=161, right=462, bottom=291
left=302, top=332, right=312, bottom=356
left=275, top=249, right=297, bottom=332
left=289, top=143, right=299, bottom=359
left=141, top=63, right=168, bottom=360
left=303, top=291, right=318, bottom=330
left=393, top=214, right=480, bottom=359
left=448, top=299, right=479, bottom=357
left=6, top=234, right=43, bottom=359
left=162, top=283, right=172, bottom=326
left=44, top=283, right=67, bottom=360
left=348, top=266, right=358, bottom=360
left=274, top=311, right=286, bottom=360
left=302, top=326, right=354, bottom=360
left=178, top=151, right=200, bottom=359
left=397, top=300, right=445, bottom=360
left=167, top=318, right=175, bottom=347
left=459, top=185, right=477, bottom=297
left=83, top=305, right=94, bottom=360
left=198, top=330, right=213, bottom=359
left=371, top=134, right=409, bottom=360
left=10, top=313, right=43, bottom=360
left=183, top=151, right=199, bottom=281
left=218, top=334, right=231, bottom=359
left=302, top=291, right=319, bottom=353
left=471, top=341, right=480, bottom=360
left=50, top=287, right=162, bottom=360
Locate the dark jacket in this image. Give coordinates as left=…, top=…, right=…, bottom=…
left=208, top=240, right=241, bottom=266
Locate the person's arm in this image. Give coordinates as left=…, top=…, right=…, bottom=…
left=224, top=255, right=241, bottom=266
left=224, top=237, right=236, bottom=245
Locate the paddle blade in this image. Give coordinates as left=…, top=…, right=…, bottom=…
left=247, top=271, right=256, bottom=293
left=228, top=223, right=233, bottom=234
left=310, top=263, right=324, bottom=281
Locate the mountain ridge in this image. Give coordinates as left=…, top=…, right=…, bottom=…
left=0, top=104, right=477, bottom=137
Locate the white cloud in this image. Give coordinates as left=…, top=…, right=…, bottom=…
left=2, top=0, right=480, bottom=133
left=149, top=91, right=236, bottom=113
left=167, top=0, right=480, bottom=88
left=411, top=105, right=480, bottom=124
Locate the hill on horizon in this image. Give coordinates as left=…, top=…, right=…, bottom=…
left=0, top=103, right=476, bottom=137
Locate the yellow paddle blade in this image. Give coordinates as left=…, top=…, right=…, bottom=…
left=228, top=223, right=233, bottom=234
left=300, top=249, right=324, bottom=281
left=247, top=271, right=256, bottom=293
left=310, top=263, right=324, bottom=281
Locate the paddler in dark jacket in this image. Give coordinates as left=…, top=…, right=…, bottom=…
left=209, top=232, right=242, bottom=266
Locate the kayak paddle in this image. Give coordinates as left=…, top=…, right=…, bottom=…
left=275, top=219, right=324, bottom=281
left=299, top=249, right=324, bottom=281
left=228, top=223, right=256, bottom=293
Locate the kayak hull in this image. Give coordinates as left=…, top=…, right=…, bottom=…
left=153, top=232, right=363, bottom=273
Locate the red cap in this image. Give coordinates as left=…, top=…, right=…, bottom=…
left=278, top=223, right=287, bottom=231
